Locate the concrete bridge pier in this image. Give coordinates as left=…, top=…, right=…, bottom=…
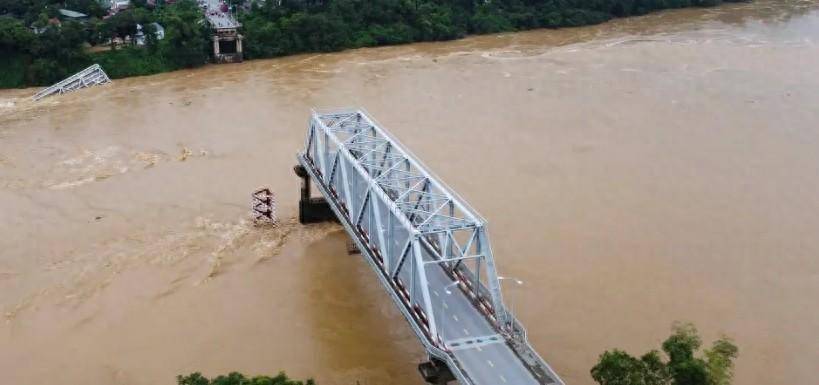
left=418, top=358, right=456, bottom=385
left=212, top=28, right=243, bottom=63
left=294, top=165, right=336, bottom=224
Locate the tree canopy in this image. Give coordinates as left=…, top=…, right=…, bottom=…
left=591, top=323, right=739, bottom=385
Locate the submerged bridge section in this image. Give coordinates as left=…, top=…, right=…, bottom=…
left=295, top=108, right=564, bottom=385
left=32, top=64, right=110, bottom=101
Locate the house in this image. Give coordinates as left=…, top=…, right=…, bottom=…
left=58, top=9, right=89, bottom=19
left=58, top=9, right=89, bottom=23
left=107, top=0, right=131, bottom=14
left=30, top=17, right=61, bottom=34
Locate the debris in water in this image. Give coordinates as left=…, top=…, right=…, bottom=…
left=178, top=147, right=192, bottom=161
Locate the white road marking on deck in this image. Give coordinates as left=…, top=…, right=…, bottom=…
left=476, top=346, right=483, bottom=352
left=499, top=375, right=508, bottom=383
left=443, top=302, right=448, bottom=309
left=463, top=328, right=470, bottom=335
left=433, top=290, right=439, bottom=297
left=452, top=315, right=459, bottom=322
left=487, top=360, right=494, bottom=367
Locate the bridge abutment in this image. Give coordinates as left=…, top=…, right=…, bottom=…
left=294, top=165, right=336, bottom=224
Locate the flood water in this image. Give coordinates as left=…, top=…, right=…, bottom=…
left=1, top=1, right=818, bottom=384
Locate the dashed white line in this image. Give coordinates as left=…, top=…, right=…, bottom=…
left=499, top=374, right=508, bottom=383
left=433, top=290, right=439, bottom=297
left=476, top=346, right=483, bottom=352
left=463, top=328, right=470, bottom=336
left=452, top=315, right=459, bottom=322
left=487, top=360, right=494, bottom=368
left=443, top=302, right=448, bottom=309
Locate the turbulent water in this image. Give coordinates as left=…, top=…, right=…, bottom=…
left=1, top=1, right=818, bottom=384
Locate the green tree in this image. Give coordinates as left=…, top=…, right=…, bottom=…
left=65, top=0, right=107, bottom=18
left=27, top=19, right=91, bottom=84
left=177, top=371, right=316, bottom=385
left=103, top=7, right=155, bottom=43
left=704, top=339, right=739, bottom=385
left=157, top=0, right=210, bottom=68
left=0, top=16, right=35, bottom=87
left=591, top=323, right=738, bottom=385
left=591, top=350, right=669, bottom=385
left=0, top=16, right=34, bottom=50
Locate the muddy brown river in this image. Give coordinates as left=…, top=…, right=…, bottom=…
left=1, top=1, right=818, bottom=384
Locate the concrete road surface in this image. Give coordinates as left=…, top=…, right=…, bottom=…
left=426, top=264, right=541, bottom=385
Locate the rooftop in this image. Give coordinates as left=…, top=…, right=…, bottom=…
left=58, top=9, right=88, bottom=18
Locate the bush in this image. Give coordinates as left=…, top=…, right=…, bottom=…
left=0, top=52, right=27, bottom=88
left=94, top=47, right=172, bottom=78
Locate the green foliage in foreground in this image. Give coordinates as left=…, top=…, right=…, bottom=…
left=177, top=372, right=315, bottom=385
left=591, top=323, right=738, bottom=385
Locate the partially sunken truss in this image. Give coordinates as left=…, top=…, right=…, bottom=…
left=33, top=64, right=111, bottom=101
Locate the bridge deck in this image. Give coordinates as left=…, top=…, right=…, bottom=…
left=298, top=108, right=563, bottom=385
left=204, top=0, right=240, bottom=29
left=426, top=260, right=540, bottom=385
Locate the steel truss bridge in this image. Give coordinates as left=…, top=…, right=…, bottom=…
left=295, top=108, right=564, bottom=385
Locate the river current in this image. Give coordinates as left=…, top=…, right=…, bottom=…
left=1, top=1, right=818, bottom=384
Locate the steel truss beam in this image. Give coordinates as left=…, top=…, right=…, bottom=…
left=298, top=108, right=564, bottom=385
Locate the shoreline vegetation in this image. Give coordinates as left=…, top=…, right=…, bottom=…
left=177, top=372, right=315, bottom=385
left=591, top=323, right=738, bottom=385
left=1, top=0, right=748, bottom=89
left=178, top=322, right=736, bottom=385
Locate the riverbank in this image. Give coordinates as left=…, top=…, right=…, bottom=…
left=1, top=0, right=749, bottom=89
